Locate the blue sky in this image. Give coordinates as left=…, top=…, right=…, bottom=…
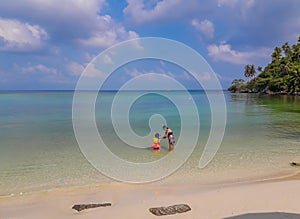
left=0, top=0, right=299, bottom=90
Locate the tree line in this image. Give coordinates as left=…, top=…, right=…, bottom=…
left=228, top=36, right=300, bottom=95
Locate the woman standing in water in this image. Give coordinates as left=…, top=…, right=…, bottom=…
left=162, top=125, right=175, bottom=151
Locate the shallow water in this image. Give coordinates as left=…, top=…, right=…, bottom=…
left=0, top=91, right=300, bottom=196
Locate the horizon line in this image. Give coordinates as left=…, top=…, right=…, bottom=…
left=0, top=89, right=227, bottom=92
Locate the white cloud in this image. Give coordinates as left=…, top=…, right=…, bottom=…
left=0, top=0, right=106, bottom=34
left=121, top=70, right=183, bottom=90
left=84, top=52, right=96, bottom=62
left=169, top=70, right=193, bottom=81
left=217, top=0, right=255, bottom=17
left=217, top=0, right=239, bottom=7
left=181, top=71, right=192, bottom=80
left=217, top=0, right=254, bottom=8
left=207, top=43, right=271, bottom=65
left=77, top=15, right=139, bottom=49
left=0, top=18, right=48, bottom=52
left=215, top=72, right=233, bottom=82
left=198, top=72, right=212, bottom=81
left=160, top=60, right=166, bottom=67
left=123, top=0, right=206, bottom=24
left=125, top=68, right=196, bottom=82
left=125, top=68, right=174, bottom=79
left=103, top=55, right=114, bottom=64
left=162, top=70, right=175, bottom=79
left=67, top=61, right=85, bottom=76
left=82, top=63, right=107, bottom=78
left=0, top=0, right=138, bottom=50
left=123, top=0, right=256, bottom=25
left=20, top=64, right=57, bottom=74
left=191, top=19, right=214, bottom=39
left=126, top=68, right=143, bottom=78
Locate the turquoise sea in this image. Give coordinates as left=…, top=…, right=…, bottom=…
left=0, top=91, right=300, bottom=196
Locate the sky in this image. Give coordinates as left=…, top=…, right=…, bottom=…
left=0, top=0, right=300, bottom=90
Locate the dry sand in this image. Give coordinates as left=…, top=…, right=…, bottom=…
left=1, top=174, right=300, bottom=219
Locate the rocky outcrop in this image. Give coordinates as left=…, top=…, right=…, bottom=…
left=72, top=203, right=112, bottom=212
left=149, top=204, right=191, bottom=216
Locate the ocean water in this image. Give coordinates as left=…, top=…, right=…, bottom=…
left=0, top=91, right=300, bottom=196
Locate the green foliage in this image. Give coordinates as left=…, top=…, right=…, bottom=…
left=228, top=79, right=246, bottom=92
left=229, top=36, right=300, bottom=94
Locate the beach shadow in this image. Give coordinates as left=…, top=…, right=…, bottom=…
left=223, top=212, right=300, bottom=219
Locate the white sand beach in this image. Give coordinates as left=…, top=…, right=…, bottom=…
left=1, top=174, right=300, bottom=219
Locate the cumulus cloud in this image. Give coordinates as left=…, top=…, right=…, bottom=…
left=0, top=18, right=48, bottom=52
left=83, top=63, right=107, bottom=78
left=123, top=0, right=300, bottom=49
left=217, top=0, right=255, bottom=17
left=217, top=0, right=255, bottom=9
left=103, top=54, right=114, bottom=64
left=125, top=68, right=198, bottom=83
left=20, top=64, right=58, bottom=74
left=207, top=43, right=271, bottom=65
left=0, top=0, right=105, bottom=39
left=67, top=61, right=85, bottom=76
left=0, top=0, right=138, bottom=49
left=78, top=15, right=139, bottom=49
left=125, top=68, right=173, bottom=79
left=191, top=19, right=214, bottom=39
left=123, top=0, right=256, bottom=25
left=215, top=0, right=300, bottom=46
left=125, top=68, right=143, bottom=78
left=123, top=0, right=209, bottom=24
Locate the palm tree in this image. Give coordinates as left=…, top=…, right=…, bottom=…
left=244, top=64, right=256, bottom=80
left=249, top=64, right=256, bottom=78
left=230, top=36, right=300, bottom=94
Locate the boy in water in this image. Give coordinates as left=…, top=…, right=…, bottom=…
left=162, top=125, right=175, bottom=151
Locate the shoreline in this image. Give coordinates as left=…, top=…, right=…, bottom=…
left=1, top=171, right=300, bottom=219
left=228, top=90, right=300, bottom=96
left=1, top=167, right=299, bottom=199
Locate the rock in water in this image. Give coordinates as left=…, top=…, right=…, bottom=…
left=72, top=203, right=111, bottom=212
left=149, top=204, right=191, bottom=216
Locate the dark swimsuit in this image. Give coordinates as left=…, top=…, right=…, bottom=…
left=168, top=132, right=173, bottom=137
left=166, top=129, right=175, bottom=144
